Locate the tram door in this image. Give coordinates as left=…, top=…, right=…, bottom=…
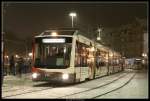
left=74, top=41, right=90, bottom=82
left=85, top=46, right=96, bottom=79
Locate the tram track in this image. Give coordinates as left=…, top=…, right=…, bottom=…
left=3, top=88, right=22, bottom=93
left=2, top=86, right=54, bottom=98
left=58, top=72, right=130, bottom=98
left=3, top=71, right=130, bottom=98
left=92, top=73, right=136, bottom=99
left=2, top=81, right=76, bottom=98
left=2, top=81, right=49, bottom=93
left=2, top=81, right=52, bottom=93
left=58, top=72, right=136, bottom=99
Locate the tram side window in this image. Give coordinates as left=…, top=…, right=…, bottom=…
left=113, top=57, right=119, bottom=66
left=116, top=58, right=120, bottom=66
left=99, top=51, right=107, bottom=67
left=96, top=50, right=101, bottom=67
left=75, top=41, right=89, bottom=67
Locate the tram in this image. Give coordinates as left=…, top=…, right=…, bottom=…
left=32, top=28, right=124, bottom=83
left=134, top=58, right=143, bottom=70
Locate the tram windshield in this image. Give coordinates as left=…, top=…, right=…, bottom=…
left=34, top=37, right=72, bottom=69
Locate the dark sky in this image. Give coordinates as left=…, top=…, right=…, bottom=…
left=3, top=2, right=148, bottom=40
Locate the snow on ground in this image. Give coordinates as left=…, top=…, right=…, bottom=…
left=97, top=69, right=148, bottom=99
left=2, top=69, right=148, bottom=99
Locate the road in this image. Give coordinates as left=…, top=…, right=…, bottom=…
left=2, top=69, right=148, bottom=99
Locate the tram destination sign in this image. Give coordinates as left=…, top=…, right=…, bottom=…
left=35, top=37, right=72, bottom=43
left=42, top=38, right=65, bottom=43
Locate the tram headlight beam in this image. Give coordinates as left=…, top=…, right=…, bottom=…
left=62, top=73, right=69, bottom=80
left=32, top=73, right=39, bottom=79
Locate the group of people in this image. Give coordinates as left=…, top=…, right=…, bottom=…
left=4, top=55, right=32, bottom=77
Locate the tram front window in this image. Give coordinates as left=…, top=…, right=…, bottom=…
left=34, top=39, right=72, bottom=69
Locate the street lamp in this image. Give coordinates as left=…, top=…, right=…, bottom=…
left=69, top=12, right=77, bottom=28
left=142, top=53, right=147, bottom=57
left=15, top=54, right=19, bottom=58
left=28, top=52, right=32, bottom=57
left=97, top=27, right=102, bottom=41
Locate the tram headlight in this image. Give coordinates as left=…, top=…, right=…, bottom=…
left=32, top=73, right=39, bottom=79
left=62, top=74, right=69, bottom=80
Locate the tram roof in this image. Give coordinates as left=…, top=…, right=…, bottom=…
left=35, top=28, right=79, bottom=37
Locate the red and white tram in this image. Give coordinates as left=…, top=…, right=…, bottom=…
left=32, top=28, right=124, bottom=83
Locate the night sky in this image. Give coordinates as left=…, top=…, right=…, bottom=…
left=3, top=2, right=148, bottom=40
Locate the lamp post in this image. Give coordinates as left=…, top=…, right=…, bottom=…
left=69, top=12, right=77, bottom=28
left=2, top=2, right=6, bottom=84
left=2, top=32, right=4, bottom=84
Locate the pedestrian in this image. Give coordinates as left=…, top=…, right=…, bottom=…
left=9, top=55, right=15, bottom=75
left=17, top=57, right=24, bottom=77
left=24, top=59, right=29, bottom=73
left=28, top=59, right=32, bottom=73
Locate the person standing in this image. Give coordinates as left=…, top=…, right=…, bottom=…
left=9, top=55, right=15, bottom=75
left=17, top=57, right=24, bottom=77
